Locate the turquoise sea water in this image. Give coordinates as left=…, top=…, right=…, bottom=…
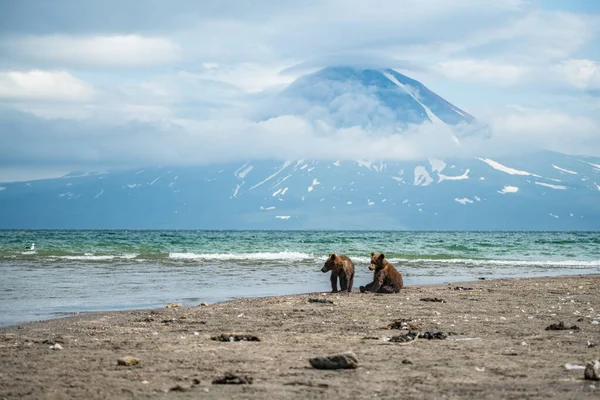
left=1, top=230, right=599, bottom=327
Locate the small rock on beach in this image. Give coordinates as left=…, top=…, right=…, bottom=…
left=117, top=356, right=140, bottom=366
left=309, top=351, right=358, bottom=370
left=584, top=360, right=600, bottom=381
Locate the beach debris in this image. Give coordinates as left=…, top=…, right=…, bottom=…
left=592, top=320, right=599, bottom=325
left=564, top=363, right=586, bottom=370
left=161, top=318, right=179, bottom=324
left=584, top=360, right=600, bottom=381
left=308, top=298, right=334, bottom=304
left=385, top=318, right=422, bottom=330
left=49, top=343, right=63, bottom=351
left=475, top=367, right=485, bottom=372
left=420, top=297, right=446, bottom=303
left=309, top=351, right=358, bottom=370
left=421, top=331, right=448, bottom=340
left=117, top=356, right=140, bottom=366
left=390, top=330, right=447, bottom=343
left=212, top=373, right=253, bottom=385
left=453, top=286, right=474, bottom=291
left=545, top=321, right=580, bottom=331
left=588, top=340, right=597, bottom=348
left=389, top=332, right=419, bottom=343
left=211, top=333, right=260, bottom=342
left=200, top=302, right=209, bottom=306
left=166, top=303, right=181, bottom=308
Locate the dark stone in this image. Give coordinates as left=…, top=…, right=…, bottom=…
left=309, top=352, right=358, bottom=369
left=420, top=297, right=446, bottom=303
left=308, top=298, right=334, bottom=304
left=212, top=373, right=253, bottom=385
left=545, top=322, right=580, bottom=331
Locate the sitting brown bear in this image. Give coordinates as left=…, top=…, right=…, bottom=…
left=359, top=252, right=404, bottom=293
left=321, top=254, right=355, bottom=293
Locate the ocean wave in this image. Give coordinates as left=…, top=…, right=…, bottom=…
left=388, top=258, right=600, bottom=268
left=168, top=251, right=314, bottom=261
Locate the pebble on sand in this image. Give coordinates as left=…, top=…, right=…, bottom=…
left=309, top=351, right=358, bottom=370
left=584, top=360, right=600, bottom=381
left=117, top=356, right=140, bottom=366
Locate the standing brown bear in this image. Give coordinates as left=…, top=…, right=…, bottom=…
left=321, top=254, right=355, bottom=293
left=359, top=252, right=404, bottom=293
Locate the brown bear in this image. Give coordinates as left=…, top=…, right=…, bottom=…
left=359, top=252, right=404, bottom=293
left=321, top=254, right=355, bottom=293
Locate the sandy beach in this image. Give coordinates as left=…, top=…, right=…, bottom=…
left=1, top=274, right=599, bottom=399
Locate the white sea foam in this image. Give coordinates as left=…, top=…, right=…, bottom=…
left=168, top=251, right=313, bottom=261
left=346, top=256, right=600, bottom=268
left=387, top=258, right=600, bottom=267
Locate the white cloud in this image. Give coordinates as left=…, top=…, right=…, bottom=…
left=3, top=35, right=181, bottom=68
left=0, top=70, right=95, bottom=101
left=435, top=60, right=527, bottom=86
left=479, top=107, right=600, bottom=156
left=554, top=59, right=600, bottom=90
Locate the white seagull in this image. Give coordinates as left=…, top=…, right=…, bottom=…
left=25, top=243, right=35, bottom=250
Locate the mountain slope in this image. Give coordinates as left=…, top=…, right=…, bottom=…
left=1, top=152, right=599, bottom=230
left=1, top=67, right=599, bottom=230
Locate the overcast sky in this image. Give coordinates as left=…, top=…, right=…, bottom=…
left=0, top=0, right=599, bottom=182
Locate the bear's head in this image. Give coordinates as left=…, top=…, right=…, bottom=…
left=369, top=252, right=386, bottom=271
left=321, top=253, right=339, bottom=272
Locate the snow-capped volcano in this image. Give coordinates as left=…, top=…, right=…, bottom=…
left=1, top=67, right=599, bottom=230
left=276, top=66, right=474, bottom=128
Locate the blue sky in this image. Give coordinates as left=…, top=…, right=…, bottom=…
left=0, top=0, right=599, bottom=182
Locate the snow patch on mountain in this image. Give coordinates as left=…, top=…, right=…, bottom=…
left=414, top=166, right=433, bottom=186
left=0, top=187, right=5, bottom=191
left=236, top=164, right=253, bottom=179
left=552, top=165, right=577, bottom=175
left=498, top=186, right=519, bottom=194
left=357, top=160, right=373, bottom=169
left=260, top=206, right=276, bottom=210
left=275, top=216, right=290, bottom=220
left=439, top=169, right=470, bottom=183
left=585, top=161, right=600, bottom=172
left=535, top=182, right=567, bottom=190
left=478, top=158, right=540, bottom=177
left=94, top=189, right=103, bottom=199
left=250, top=161, right=292, bottom=190
left=308, top=178, right=320, bottom=192
left=455, top=197, right=474, bottom=205
left=429, top=159, right=446, bottom=173
left=384, top=72, right=461, bottom=145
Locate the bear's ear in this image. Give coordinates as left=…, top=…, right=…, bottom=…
left=371, top=252, right=375, bottom=256
left=329, top=253, right=336, bottom=260
left=378, top=253, right=385, bottom=261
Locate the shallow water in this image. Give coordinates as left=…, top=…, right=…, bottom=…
left=1, top=230, right=599, bottom=326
